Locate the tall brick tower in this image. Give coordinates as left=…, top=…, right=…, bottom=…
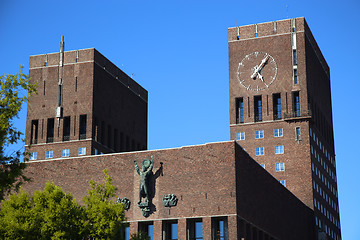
left=25, top=37, right=147, bottom=161
left=228, top=18, right=341, bottom=239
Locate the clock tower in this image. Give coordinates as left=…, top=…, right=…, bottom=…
left=229, top=17, right=341, bottom=240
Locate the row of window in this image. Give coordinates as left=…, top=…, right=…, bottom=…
left=314, top=197, right=340, bottom=229
left=315, top=216, right=341, bottom=240
left=259, top=163, right=285, bottom=172
left=312, top=163, right=338, bottom=198
left=30, top=147, right=87, bottom=160
left=312, top=146, right=337, bottom=183
left=310, top=128, right=335, bottom=168
left=123, top=217, right=228, bottom=240
left=255, top=145, right=284, bottom=156
left=236, top=127, right=300, bottom=141
left=313, top=180, right=339, bottom=214
left=235, top=91, right=301, bottom=124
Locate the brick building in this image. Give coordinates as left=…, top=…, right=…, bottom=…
left=25, top=38, right=147, bottom=160
left=228, top=17, right=340, bottom=239
left=22, top=17, right=340, bottom=240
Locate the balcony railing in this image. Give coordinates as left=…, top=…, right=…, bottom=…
left=79, top=134, right=86, bottom=140
left=284, top=110, right=312, bottom=120
left=46, top=137, right=54, bottom=143
left=63, top=135, right=70, bottom=141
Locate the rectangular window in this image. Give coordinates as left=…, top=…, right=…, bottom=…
left=273, top=93, right=282, bottom=120
left=188, top=219, right=203, bottom=240
left=124, top=226, right=130, bottom=240
left=235, top=98, right=244, bottom=124
left=63, top=116, right=70, bottom=141
left=279, top=180, right=286, bottom=186
left=30, top=152, right=37, bottom=160
left=293, top=92, right=300, bottom=117
left=254, top=96, right=262, bottom=122
left=260, top=164, right=265, bottom=168
left=294, top=68, right=298, bottom=84
left=79, top=115, right=87, bottom=140
left=293, top=49, right=297, bottom=65
left=78, top=147, right=86, bottom=155
left=62, top=149, right=70, bottom=157
left=139, top=222, right=154, bottom=240
left=274, top=128, right=283, bottom=137
left=45, top=150, right=53, bottom=159
left=256, top=147, right=264, bottom=156
left=296, top=127, right=301, bottom=140
left=255, top=130, right=264, bottom=139
left=212, top=217, right=228, bottom=240
left=276, top=162, right=285, bottom=172
left=46, top=118, right=55, bottom=143
left=30, top=119, right=39, bottom=144
left=163, top=221, right=178, bottom=240
left=58, top=84, right=63, bottom=106
left=236, top=132, right=245, bottom=140
left=94, top=148, right=98, bottom=155
left=275, top=145, right=284, bottom=154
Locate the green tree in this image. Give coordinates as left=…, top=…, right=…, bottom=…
left=0, top=66, right=36, bottom=201
left=130, top=231, right=151, bottom=240
left=0, top=183, right=83, bottom=240
left=83, top=169, right=126, bottom=239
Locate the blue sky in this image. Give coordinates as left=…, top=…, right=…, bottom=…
left=1, top=0, right=359, bottom=238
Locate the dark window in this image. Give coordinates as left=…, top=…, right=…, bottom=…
left=294, top=69, right=298, bottom=84
left=46, top=118, right=54, bottom=143
left=236, top=98, right=244, bottom=124
left=293, top=92, right=300, bottom=117
left=139, top=222, right=153, bottom=240
left=93, top=118, right=99, bottom=142
left=58, top=84, right=63, bottom=106
left=293, top=50, right=297, bottom=65
left=212, top=217, right=228, bottom=240
left=30, top=120, right=39, bottom=144
left=188, top=219, right=203, bottom=240
left=63, top=117, right=70, bottom=141
left=163, top=221, right=178, bottom=240
left=79, top=115, right=87, bottom=140
left=296, top=127, right=301, bottom=140
left=254, top=96, right=262, bottom=122
left=273, top=94, right=281, bottom=120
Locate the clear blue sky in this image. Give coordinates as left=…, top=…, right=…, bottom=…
left=1, top=0, right=359, bottom=238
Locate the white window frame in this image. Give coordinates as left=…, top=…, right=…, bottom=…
left=236, top=132, right=245, bottom=140
left=78, top=147, right=86, bottom=155
left=45, top=150, right=53, bottom=159
left=62, top=149, right=70, bottom=157
left=275, top=145, right=284, bottom=154
left=256, top=147, right=264, bottom=156
left=30, top=152, right=37, bottom=160
left=276, top=162, right=285, bottom=172
left=279, top=180, right=286, bottom=186
left=255, top=130, right=264, bottom=139
left=274, top=128, right=283, bottom=137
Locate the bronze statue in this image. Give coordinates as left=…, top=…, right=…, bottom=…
left=134, top=156, right=154, bottom=204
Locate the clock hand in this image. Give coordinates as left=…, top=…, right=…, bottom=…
left=251, top=55, right=270, bottom=79
left=257, top=72, right=269, bottom=87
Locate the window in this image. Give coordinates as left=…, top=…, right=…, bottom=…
left=255, top=130, right=264, bottom=139
left=273, top=94, right=281, bottom=120
left=294, top=68, right=298, bottom=84
left=94, top=148, right=98, bottom=155
left=236, top=132, right=245, bottom=140
left=296, top=127, right=301, bottom=140
left=275, top=145, right=284, bottom=154
left=293, top=91, right=300, bottom=117
left=274, top=128, right=283, bottom=137
left=30, top=152, right=37, bottom=160
left=188, top=219, right=203, bottom=240
left=260, top=164, right=265, bottom=169
left=256, top=147, right=264, bottom=156
left=30, top=120, right=39, bottom=144
left=62, top=149, right=70, bottom=157
left=293, top=49, right=297, bottom=65
left=63, top=116, right=70, bottom=141
left=276, top=163, right=285, bottom=172
left=139, top=222, right=154, bottom=240
left=163, top=221, right=178, bottom=240
left=78, top=147, right=86, bottom=155
left=79, top=115, right=87, bottom=140
left=46, top=118, right=55, bottom=143
left=235, top=98, right=244, bottom=124
left=123, top=226, right=130, bottom=240
left=254, top=96, right=262, bottom=122
left=279, top=180, right=286, bottom=186
left=212, top=217, right=228, bottom=240
left=45, top=150, right=53, bottom=159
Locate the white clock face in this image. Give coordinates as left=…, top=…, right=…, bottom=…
left=237, top=51, right=277, bottom=91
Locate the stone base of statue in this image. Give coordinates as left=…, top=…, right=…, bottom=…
left=138, top=201, right=151, bottom=217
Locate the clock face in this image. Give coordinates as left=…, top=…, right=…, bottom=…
left=237, top=52, right=277, bottom=91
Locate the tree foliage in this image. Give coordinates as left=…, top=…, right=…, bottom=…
left=0, top=66, right=37, bottom=201
left=0, top=169, right=126, bottom=240
left=130, top=231, right=151, bottom=240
